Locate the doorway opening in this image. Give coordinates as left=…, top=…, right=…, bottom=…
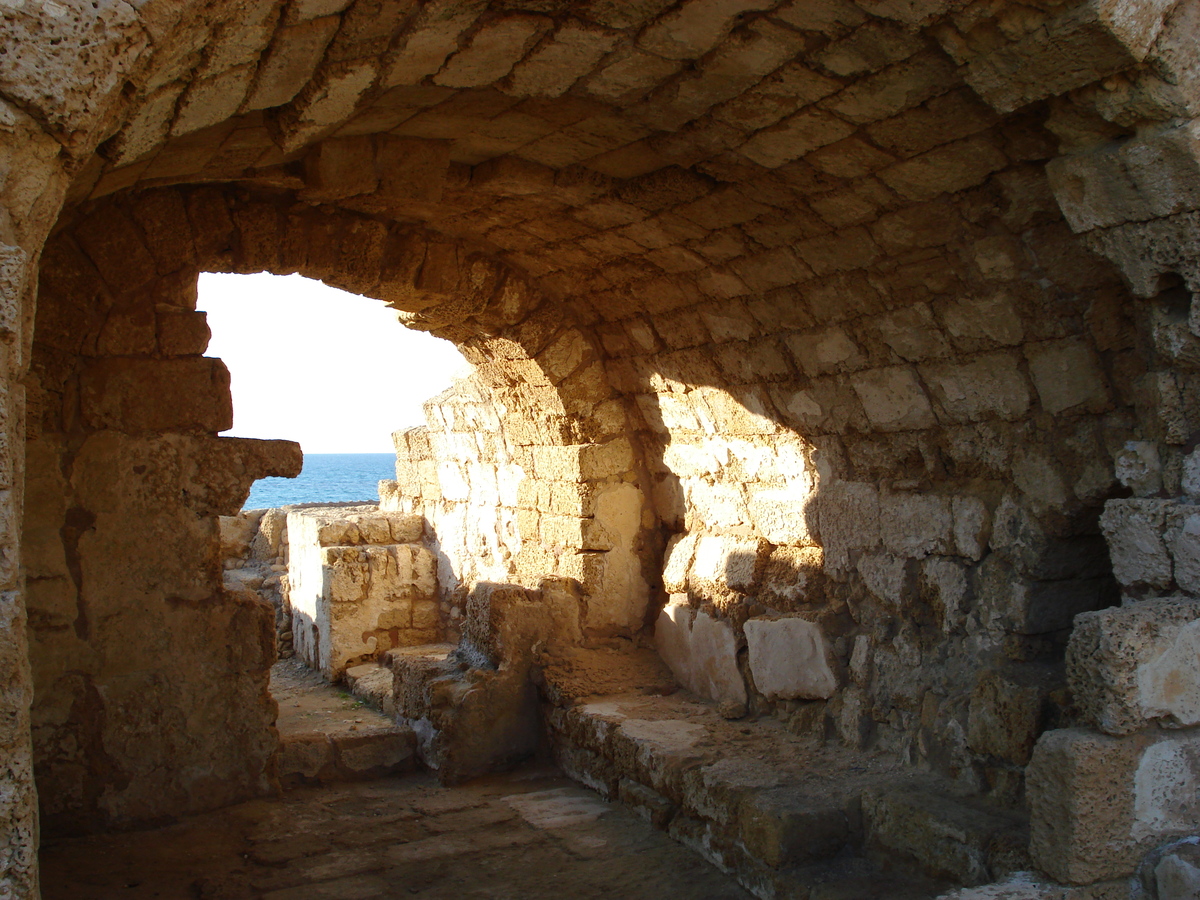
left=198, top=271, right=468, bottom=508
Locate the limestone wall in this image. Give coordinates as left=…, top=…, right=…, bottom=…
left=382, top=374, right=657, bottom=643
left=6, top=0, right=1200, bottom=894
left=24, top=229, right=301, bottom=834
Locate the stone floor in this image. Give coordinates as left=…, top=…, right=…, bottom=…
left=40, top=766, right=756, bottom=899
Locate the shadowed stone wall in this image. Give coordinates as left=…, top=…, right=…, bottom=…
left=4, top=0, right=1200, bottom=894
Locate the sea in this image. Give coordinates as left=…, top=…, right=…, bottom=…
left=244, top=453, right=397, bottom=510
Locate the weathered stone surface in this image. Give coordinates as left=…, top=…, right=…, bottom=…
left=1156, top=842, right=1200, bottom=900
left=1067, top=597, right=1200, bottom=736
left=744, top=616, right=837, bottom=700
left=1100, top=499, right=1175, bottom=592
left=288, top=505, right=439, bottom=678
left=1027, top=727, right=1200, bottom=884
left=12, top=3, right=1200, bottom=894
left=863, top=787, right=1027, bottom=886
left=655, top=597, right=746, bottom=705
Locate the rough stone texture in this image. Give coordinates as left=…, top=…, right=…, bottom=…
left=287, top=505, right=438, bottom=679
left=744, top=615, right=838, bottom=700
left=39, top=766, right=757, bottom=900
left=392, top=579, right=582, bottom=784
left=1067, top=597, right=1200, bottom=736
left=7, top=0, right=1200, bottom=895
left=1155, top=841, right=1200, bottom=900
left=655, top=595, right=747, bottom=706
left=1027, top=726, right=1200, bottom=885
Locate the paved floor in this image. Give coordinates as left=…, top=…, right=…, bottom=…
left=40, top=766, right=755, bottom=900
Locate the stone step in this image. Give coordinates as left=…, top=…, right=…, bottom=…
left=539, top=651, right=1025, bottom=900
left=863, top=787, right=1029, bottom=888
left=271, top=658, right=417, bottom=790
left=344, top=661, right=398, bottom=718
left=277, top=727, right=417, bottom=789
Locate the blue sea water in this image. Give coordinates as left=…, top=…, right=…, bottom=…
left=244, top=453, right=396, bottom=509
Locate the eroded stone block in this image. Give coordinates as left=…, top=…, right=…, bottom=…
left=655, top=597, right=746, bottom=705
left=1027, top=727, right=1200, bottom=884
left=1068, top=597, right=1200, bottom=736
left=744, top=616, right=837, bottom=700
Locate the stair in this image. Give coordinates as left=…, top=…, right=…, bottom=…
left=540, top=648, right=1029, bottom=900
left=326, top=601, right=1033, bottom=900
left=863, top=787, right=1029, bottom=886
left=271, top=658, right=416, bottom=789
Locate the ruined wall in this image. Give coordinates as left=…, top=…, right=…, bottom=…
left=383, top=374, right=657, bottom=643
left=24, top=221, right=301, bottom=833
left=22, top=184, right=647, bottom=834
left=287, top=505, right=438, bottom=677
left=608, top=150, right=1142, bottom=796
left=6, top=0, right=1200, bottom=893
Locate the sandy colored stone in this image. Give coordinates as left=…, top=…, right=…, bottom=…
left=1027, top=727, right=1200, bottom=884
left=744, top=616, right=837, bottom=700
left=655, top=597, right=746, bottom=706
left=1068, top=597, right=1200, bottom=735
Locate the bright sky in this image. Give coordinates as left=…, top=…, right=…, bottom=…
left=197, top=272, right=469, bottom=454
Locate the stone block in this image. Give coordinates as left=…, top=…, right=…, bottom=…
left=172, top=64, right=255, bottom=137
left=637, top=0, right=776, bottom=61
left=1157, top=842, right=1200, bottom=900
left=746, top=486, right=818, bottom=546
left=80, top=358, right=233, bottom=434
left=967, top=667, right=1052, bottom=765
left=1167, top=505, right=1200, bottom=595
left=1099, top=499, right=1174, bottom=592
left=333, top=729, right=416, bottom=777
left=921, top=353, right=1031, bottom=423
left=744, top=616, right=838, bottom=701
left=434, top=15, right=550, bottom=88
left=737, top=786, right=852, bottom=868
left=879, top=492, right=953, bottom=559
left=1048, top=119, right=1200, bottom=232
left=374, top=136, right=450, bottom=204
left=689, top=534, right=761, bottom=594
left=879, top=136, right=1009, bottom=202
left=786, top=326, right=864, bottom=376
left=654, top=598, right=747, bottom=705
left=662, top=532, right=700, bottom=595
left=962, top=0, right=1176, bottom=113
left=816, top=481, right=880, bottom=572
left=505, top=20, right=620, bottom=98
left=858, top=551, right=907, bottom=605
left=1113, top=441, right=1163, bottom=497
left=278, top=733, right=334, bottom=783
left=864, top=787, right=1027, bottom=887
left=1027, top=727, right=1200, bottom=884
left=1182, top=449, right=1200, bottom=499
left=1068, top=597, right=1200, bottom=736
left=953, top=496, right=992, bottom=561
left=156, top=309, right=211, bottom=356
left=303, top=136, right=377, bottom=200
left=739, top=108, right=856, bottom=168
left=850, top=366, right=936, bottom=431
left=1025, top=338, right=1109, bottom=416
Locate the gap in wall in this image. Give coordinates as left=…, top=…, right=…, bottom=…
left=198, top=272, right=469, bottom=507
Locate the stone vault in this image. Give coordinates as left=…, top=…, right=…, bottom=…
left=4, top=0, right=1200, bottom=896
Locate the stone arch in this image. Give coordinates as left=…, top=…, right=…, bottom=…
left=26, top=181, right=658, bottom=834
left=5, top=0, right=1200, bottom=894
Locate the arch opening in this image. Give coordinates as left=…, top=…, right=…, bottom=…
left=8, top=0, right=1200, bottom=893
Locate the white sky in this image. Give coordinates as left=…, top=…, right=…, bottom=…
left=197, top=272, right=469, bottom=454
